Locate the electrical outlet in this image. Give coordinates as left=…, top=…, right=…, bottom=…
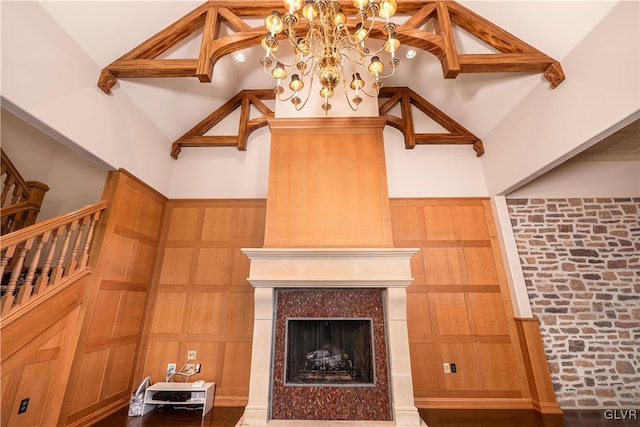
left=187, top=350, right=197, bottom=360
left=450, top=363, right=457, bottom=373
left=166, top=362, right=176, bottom=381
left=195, top=362, right=201, bottom=373
left=18, top=398, right=29, bottom=414
left=443, top=363, right=451, bottom=374
left=186, top=363, right=195, bottom=374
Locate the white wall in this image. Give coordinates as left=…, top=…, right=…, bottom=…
left=167, top=128, right=272, bottom=199
left=1, top=108, right=109, bottom=221
left=384, top=127, right=489, bottom=197
left=1, top=1, right=173, bottom=195
left=481, top=1, right=640, bottom=195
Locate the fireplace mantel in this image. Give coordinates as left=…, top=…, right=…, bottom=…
left=242, top=248, right=418, bottom=288
left=237, top=248, right=427, bottom=427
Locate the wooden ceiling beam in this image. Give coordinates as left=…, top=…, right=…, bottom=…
left=435, top=2, right=460, bottom=79
left=171, top=89, right=274, bottom=158
left=170, top=87, right=484, bottom=157
left=196, top=6, right=222, bottom=82
left=379, top=87, right=484, bottom=156
left=403, top=3, right=437, bottom=29
left=122, top=3, right=210, bottom=60
left=98, top=1, right=565, bottom=94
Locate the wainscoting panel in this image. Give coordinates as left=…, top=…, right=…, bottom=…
left=142, top=199, right=265, bottom=406
left=60, top=170, right=167, bottom=426
left=391, top=198, right=559, bottom=412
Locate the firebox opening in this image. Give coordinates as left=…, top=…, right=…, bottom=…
left=285, top=318, right=375, bottom=386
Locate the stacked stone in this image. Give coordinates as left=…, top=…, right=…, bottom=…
left=507, top=198, right=639, bottom=408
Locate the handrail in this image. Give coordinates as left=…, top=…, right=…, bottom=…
left=0, top=202, right=40, bottom=217
left=1, top=201, right=108, bottom=318
left=1, top=149, right=50, bottom=233
left=0, top=202, right=42, bottom=235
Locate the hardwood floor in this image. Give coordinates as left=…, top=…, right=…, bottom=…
left=92, top=407, right=640, bottom=427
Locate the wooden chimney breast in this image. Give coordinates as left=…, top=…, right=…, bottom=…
left=263, top=117, right=392, bottom=248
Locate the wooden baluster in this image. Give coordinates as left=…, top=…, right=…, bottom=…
left=1, top=238, right=33, bottom=315
left=65, top=217, right=88, bottom=274
left=78, top=211, right=100, bottom=269
left=34, top=229, right=58, bottom=295
left=0, top=245, right=16, bottom=279
left=50, top=222, right=75, bottom=285
left=1, top=175, right=16, bottom=205
left=16, top=233, right=47, bottom=305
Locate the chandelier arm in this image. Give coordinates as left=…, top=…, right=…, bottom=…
left=338, top=52, right=376, bottom=98
left=276, top=85, right=300, bottom=102
left=265, top=49, right=299, bottom=70
left=340, top=45, right=367, bottom=67
left=340, top=77, right=360, bottom=112
left=293, top=73, right=316, bottom=111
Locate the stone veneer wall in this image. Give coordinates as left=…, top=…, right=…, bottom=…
left=507, top=198, right=640, bottom=408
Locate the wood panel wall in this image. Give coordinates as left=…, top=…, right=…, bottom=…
left=59, top=170, right=167, bottom=426
left=391, top=198, right=559, bottom=412
left=139, top=199, right=266, bottom=406
left=264, top=118, right=392, bottom=247
left=1, top=275, right=87, bottom=426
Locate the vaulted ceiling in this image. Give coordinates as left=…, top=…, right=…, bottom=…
left=95, top=1, right=567, bottom=158
left=39, top=1, right=637, bottom=160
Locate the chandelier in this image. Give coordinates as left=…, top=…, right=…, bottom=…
left=260, top=0, right=400, bottom=113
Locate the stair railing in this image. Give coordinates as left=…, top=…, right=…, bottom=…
left=1, top=149, right=50, bottom=234
left=1, top=201, right=108, bottom=318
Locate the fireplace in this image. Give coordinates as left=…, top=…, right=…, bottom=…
left=285, top=318, right=374, bottom=386
left=273, top=289, right=390, bottom=420
left=236, top=248, right=426, bottom=427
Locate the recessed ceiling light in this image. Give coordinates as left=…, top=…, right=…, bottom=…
left=235, top=52, right=246, bottom=62
left=406, top=49, right=417, bottom=59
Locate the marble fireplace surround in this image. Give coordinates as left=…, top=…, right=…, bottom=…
left=236, top=248, right=427, bottom=427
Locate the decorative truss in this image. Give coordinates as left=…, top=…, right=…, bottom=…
left=171, top=87, right=483, bottom=158
left=379, top=87, right=484, bottom=156
left=171, top=89, right=275, bottom=159
left=97, top=0, right=565, bottom=157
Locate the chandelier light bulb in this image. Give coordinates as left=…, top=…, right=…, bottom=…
left=289, top=74, right=304, bottom=91
left=272, top=62, right=287, bottom=79
left=353, top=23, right=368, bottom=43
left=384, top=31, right=400, bottom=53
left=284, top=0, right=304, bottom=13
left=353, top=0, right=367, bottom=10
left=333, top=8, right=346, bottom=26
left=368, top=56, right=384, bottom=76
left=302, top=0, right=318, bottom=20
left=350, top=73, right=365, bottom=90
left=378, top=0, right=398, bottom=19
left=265, top=11, right=284, bottom=34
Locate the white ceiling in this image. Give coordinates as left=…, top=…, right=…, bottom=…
left=38, top=0, right=626, bottom=150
